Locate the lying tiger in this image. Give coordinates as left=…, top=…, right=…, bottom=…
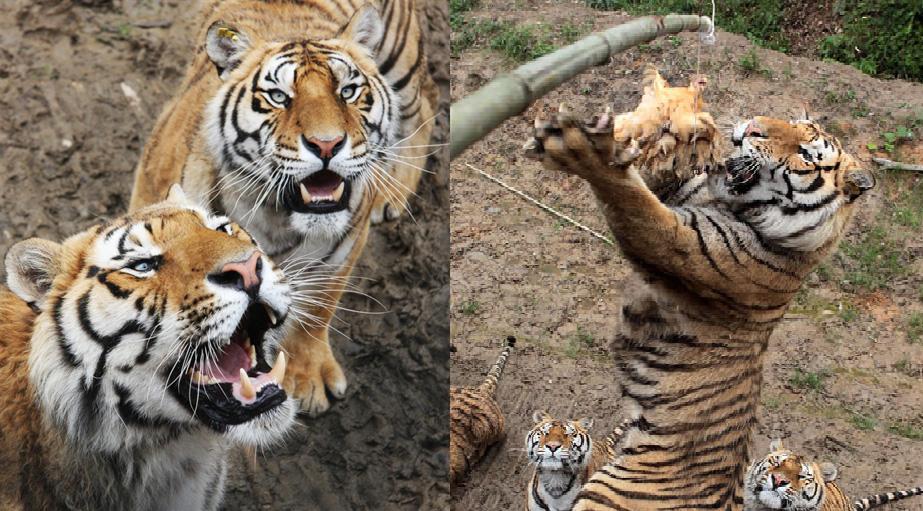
left=526, top=412, right=626, bottom=511
left=525, top=97, right=874, bottom=509
left=129, top=0, right=438, bottom=415
left=0, top=186, right=295, bottom=510
left=449, top=336, right=515, bottom=487
left=745, top=440, right=923, bottom=510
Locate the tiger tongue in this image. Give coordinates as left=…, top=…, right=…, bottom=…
left=299, top=170, right=345, bottom=203
left=202, top=341, right=252, bottom=382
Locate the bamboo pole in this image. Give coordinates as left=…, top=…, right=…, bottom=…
left=450, top=14, right=713, bottom=160
left=873, top=157, right=923, bottom=172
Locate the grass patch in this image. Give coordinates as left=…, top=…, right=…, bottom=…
left=452, top=18, right=587, bottom=61
left=563, top=326, right=596, bottom=358
left=851, top=413, right=877, bottom=431
left=907, top=312, right=923, bottom=343
left=458, top=300, right=481, bottom=315
left=737, top=48, right=771, bottom=77
left=888, top=421, right=923, bottom=441
left=839, top=226, right=906, bottom=291
left=789, top=368, right=828, bottom=392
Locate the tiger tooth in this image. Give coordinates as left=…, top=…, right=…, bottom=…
left=248, top=344, right=257, bottom=366
left=331, top=181, right=345, bottom=202
left=299, top=183, right=312, bottom=204
left=269, top=351, right=286, bottom=382
left=239, top=368, right=256, bottom=400
left=265, top=305, right=278, bottom=326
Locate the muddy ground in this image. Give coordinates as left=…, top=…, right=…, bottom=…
left=451, top=2, right=923, bottom=510
left=0, top=0, right=448, bottom=509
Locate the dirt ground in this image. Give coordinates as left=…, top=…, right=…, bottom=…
left=450, top=2, right=923, bottom=510
left=0, top=0, right=448, bottom=509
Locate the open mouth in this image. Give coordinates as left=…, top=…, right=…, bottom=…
left=282, top=169, right=351, bottom=214
left=723, top=156, right=761, bottom=194
left=169, top=302, right=288, bottom=431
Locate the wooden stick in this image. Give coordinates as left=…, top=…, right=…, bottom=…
left=449, top=14, right=713, bottom=160
left=873, top=157, right=923, bottom=172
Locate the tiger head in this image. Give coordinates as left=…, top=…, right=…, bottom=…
left=709, top=114, right=875, bottom=252
left=202, top=6, right=399, bottom=240
left=5, top=186, right=296, bottom=452
left=744, top=439, right=837, bottom=510
left=526, top=411, right=594, bottom=471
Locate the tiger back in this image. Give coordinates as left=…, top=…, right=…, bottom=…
left=0, top=186, right=295, bottom=510
left=128, top=0, right=437, bottom=415
left=525, top=91, right=874, bottom=509
left=449, top=336, right=515, bottom=487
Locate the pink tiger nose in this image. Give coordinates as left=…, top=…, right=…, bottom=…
left=303, top=134, right=345, bottom=160
left=209, top=251, right=264, bottom=296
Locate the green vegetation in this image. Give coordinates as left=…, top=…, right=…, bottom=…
left=907, top=312, right=923, bottom=343
left=583, top=0, right=789, bottom=51
left=818, top=2, right=923, bottom=81
left=851, top=413, right=877, bottom=431
left=563, top=326, right=596, bottom=358
left=459, top=300, right=481, bottom=315
left=888, top=421, right=923, bottom=441
left=789, top=368, right=829, bottom=392
left=840, top=226, right=906, bottom=291
left=452, top=18, right=587, bottom=60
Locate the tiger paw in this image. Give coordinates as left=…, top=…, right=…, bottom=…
left=370, top=197, right=404, bottom=224
left=284, top=344, right=348, bottom=416
left=524, top=104, right=636, bottom=179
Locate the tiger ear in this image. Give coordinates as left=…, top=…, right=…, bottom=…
left=205, top=21, right=252, bottom=79
left=819, top=462, right=838, bottom=482
left=5, top=238, right=62, bottom=309
left=578, top=417, right=594, bottom=429
left=165, top=183, right=195, bottom=207
left=341, top=4, right=384, bottom=52
left=532, top=410, right=551, bottom=423
left=769, top=438, right=785, bottom=452
left=844, top=169, right=875, bottom=201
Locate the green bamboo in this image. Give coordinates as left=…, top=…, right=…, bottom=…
left=450, top=14, right=713, bottom=160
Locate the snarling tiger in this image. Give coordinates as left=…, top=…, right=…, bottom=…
left=745, top=440, right=923, bottom=510
left=449, top=336, right=515, bottom=487
left=526, top=412, right=626, bottom=511
left=0, top=186, right=295, bottom=510
left=129, top=0, right=437, bottom=414
left=524, top=100, right=874, bottom=510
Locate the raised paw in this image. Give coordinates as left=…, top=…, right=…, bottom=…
left=523, top=104, right=636, bottom=180
left=283, top=341, right=348, bottom=416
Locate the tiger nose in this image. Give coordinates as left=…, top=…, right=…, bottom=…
left=302, top=134, right=346, bottom=160
left=208, top=251, right=264, bottom=297
left=545, top=442, right=561, bottom=453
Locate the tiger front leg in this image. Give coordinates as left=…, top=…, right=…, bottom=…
left=282, top=323, right=348, bottom=416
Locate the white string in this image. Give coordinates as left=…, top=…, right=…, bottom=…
left=700, top=0, right=717, bottom=45
left=464, top=163, right=615, bottom=246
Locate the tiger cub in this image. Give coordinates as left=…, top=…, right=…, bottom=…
left=526, top=413, right=626, bottom=511
left=745, top=440, right=923, bottom=510
left=525, top=98, right=874, bottom=510
left=449, top=336, right=516, bottom=487
left=129, top=0, right=438, bottom=415
left=0, top=186, right=295, bottom=510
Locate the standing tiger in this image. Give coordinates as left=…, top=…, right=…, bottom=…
left=745, top=440, right=923, bottom=510
left=0, top=186, right=295, bottom=510
left=449, top=336, right=516, bottom=487
left=524, top=98, right=874, bottom=509
left=526, top=412, right=626, bottom=511
left=129, top=0, right=437, bottom=415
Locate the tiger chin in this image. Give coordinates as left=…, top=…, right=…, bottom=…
left=745, top=440, right=923, bottom=511
left=525, top=104, right=874, bottom=510
left=0, top=186, right=295, bottom=510
left=128, top=0, right=437, bottom=415
left=525, top=412, right=624, bottom=511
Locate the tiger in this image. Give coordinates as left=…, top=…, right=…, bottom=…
left=526, top=412, right=627, bottom=511
left=0, top=185, right=295, bottom=510
left=128, top=0, right=438, bottom=415
left=745, top=439, right=923, bottom=511
left=523, top=98, right=874, bottom=510
left=449, top=336, right=516, bottom=487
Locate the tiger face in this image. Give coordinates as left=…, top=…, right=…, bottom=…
left=203, top=6, right=399, bottom=240
left=526, top=411, right=593, bottom=471
left=709, top=115, right=875, bottom=251
left=6, top=186, right=296, bottom=452
left=744, top=440, right=837, bottom=510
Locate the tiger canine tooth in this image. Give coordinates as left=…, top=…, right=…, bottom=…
left=299, top=183, right=312, bottom=204
left=331, top=181, right=345, bottom=202
left=265, top=305, right=278, bottom=326
left=239, top=368, right=256, bottom=400
left=269, top=351, right=287, bottom=382
left=248, top=344, right=257, bottom=366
